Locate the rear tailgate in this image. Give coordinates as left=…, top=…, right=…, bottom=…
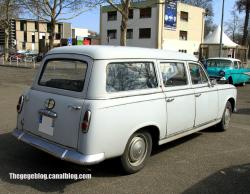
left=20, top=55, right=92, bottom=149
left=22, top=89, right=84, bottom=148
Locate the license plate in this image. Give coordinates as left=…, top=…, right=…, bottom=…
left=38, top=115, right=54, bottom=136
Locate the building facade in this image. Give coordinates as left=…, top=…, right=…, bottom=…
left=100, top=0, right=205, bottom=55
left=0, top=19, right=71, bottom=52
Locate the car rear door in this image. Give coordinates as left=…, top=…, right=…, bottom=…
left=21, top=54, right=92, bottom=149
left=159, top=60, right=195, bottom=136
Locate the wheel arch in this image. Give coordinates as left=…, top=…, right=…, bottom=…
left=228, top=97, right=236, bottom=112
left=128, top=124, right=160, bottom=149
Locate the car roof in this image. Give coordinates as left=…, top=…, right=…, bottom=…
left=207, top=57, right=241, bottom=62
left=47, top=45, right=198, bottom=61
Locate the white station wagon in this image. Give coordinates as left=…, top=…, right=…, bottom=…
left=13, top=46, right=237, bottom=174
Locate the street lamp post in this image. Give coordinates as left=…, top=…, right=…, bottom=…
left=219, top=0, right=225, bottom=57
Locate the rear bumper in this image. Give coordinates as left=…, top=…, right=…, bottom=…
left=12, top=128, right=105, bottom=165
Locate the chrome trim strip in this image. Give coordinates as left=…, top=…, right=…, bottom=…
left=164, top=119, right=219, bottom=139
left=12, top=129, right=105, bottom=165
left=159, top=119, right=221, bottom=145
left=39, top=109, right=57, bottom=118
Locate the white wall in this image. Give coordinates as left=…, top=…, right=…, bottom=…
left=162, top=39, right=201, bottom=55
left=100, top=7, right=158, bottom=48
left=72, top=28, right=90, bottom=38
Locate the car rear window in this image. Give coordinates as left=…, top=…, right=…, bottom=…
left=39, top=59, right=87, bottom=92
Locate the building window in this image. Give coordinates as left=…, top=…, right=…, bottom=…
left=35, top=22, right=38, bottom=31
left=20, top=21, right=27, bottom=31
left=24, top=32, right=27, bottom=42
left=56, top=33, right=61, bottom=40
left=180, top=11, right=188, bottom=21
left=107, top=29, right=117, bottom=39
left=179, top=31, right=187, bottom=40
left=179, top=49, right=187, bottom=53
left=32, top=34, right=35, bottom=43
left=107, top=11, right=117, bottom=21
left=139, top=28, right=151, bottom=39
left=22, top=42, right=26, bottom=50
left=140, top=7, right=151, bottom=18
left=58, top=24, right=62, bottom=33
left=127, top=29, right=133, bottom=39
left=128, top=9, right=133, bottom=19
left=47, top=23, right=51, bottom=33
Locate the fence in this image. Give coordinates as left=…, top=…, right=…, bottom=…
left=0, top=55, right=39, bottom=69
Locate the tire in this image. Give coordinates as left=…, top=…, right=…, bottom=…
left=121, top=131, right=152, bottom=174
left=217, top=101, right=232, bottom=131
left=228, top=77, right=233, bottom=85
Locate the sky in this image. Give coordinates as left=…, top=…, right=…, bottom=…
left=67, top=0, right=241, bottom=33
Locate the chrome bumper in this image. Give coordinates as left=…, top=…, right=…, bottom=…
left=12, top=129, right=105, bottom=165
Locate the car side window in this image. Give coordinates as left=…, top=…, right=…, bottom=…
left=160, top=62, right=188, bottom=87
left=189, top=63, right=208, bottom=85
left=234, top=61, right=239, bottom=69
left=106, top=62, right=158, bottom=92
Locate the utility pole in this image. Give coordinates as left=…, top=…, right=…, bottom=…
left=219, top=0, right=225, bottom=57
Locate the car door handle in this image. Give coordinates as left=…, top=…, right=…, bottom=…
left=68, top=105, right=81, bottom=110
left=166, top=98, right=175, bottom=102
left=195, top=93, right=202, bottom=97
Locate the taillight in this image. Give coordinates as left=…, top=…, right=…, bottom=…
left=17, top=95, right=24, bottom=113
left=81, top=110, right=91, bottom=133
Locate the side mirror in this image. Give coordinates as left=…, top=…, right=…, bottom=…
left=209, top=79, right=217, bottom=87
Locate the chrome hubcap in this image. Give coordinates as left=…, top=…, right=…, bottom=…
left=224, top=108, right=231, bottom=127
left=128, top=136, right=147, bottom=166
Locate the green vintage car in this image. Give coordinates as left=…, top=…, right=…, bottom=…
left=206, top=58, right=250, bottom=85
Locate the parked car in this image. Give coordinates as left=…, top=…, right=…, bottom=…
left=8, top=53, right=24, bottom=62
left=13, top=46, right=237, bottom=174
left=206, top=57, right=250, bottom=85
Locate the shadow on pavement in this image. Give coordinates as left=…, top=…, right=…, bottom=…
left=183, top=163, right=250, bottom=194
left=0, top=132, right=122, bottom=192
left=0, top=130, right=206, bottom=192
left=151, top=133, right=202, bottom=156
left=236, top=108, right=250, bottom=115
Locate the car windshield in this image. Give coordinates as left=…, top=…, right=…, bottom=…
left=39, top=59, right=87, bottom=92
left=207, top=59, right=232, bottom=68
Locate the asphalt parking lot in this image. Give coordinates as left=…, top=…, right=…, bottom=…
left=0, top=66, right=250, bottom=194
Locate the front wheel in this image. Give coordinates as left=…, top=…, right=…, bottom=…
left=228, top=77, right=233, bottom=85
left=217, top=101, right=232, bottom=131
left=121, top=131, right=152, bottom=174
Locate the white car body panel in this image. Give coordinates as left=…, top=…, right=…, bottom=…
left=13, top=46, right=237, bottom=165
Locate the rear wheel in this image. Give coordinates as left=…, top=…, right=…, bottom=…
left=217, top=101, right=232, bottom=131
left=121, top=131, right=152, bottom=174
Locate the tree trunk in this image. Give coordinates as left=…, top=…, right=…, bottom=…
left=4, top=24, right=9, bottom=61
left=242, top=1, right=249, bottom=46
left=49, top=19, right=56, bottom=50
left=120, top=16, right=128, bottom=46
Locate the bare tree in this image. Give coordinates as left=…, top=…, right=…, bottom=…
left=106, top=0, right=132, bottom=46
left=0, top=0, right=22, bottom=61
left=22, top=0, right=103, bottom=50
left=235, top=0, right=250, bottom=46
left=225, top=10, right=242, bottom=43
